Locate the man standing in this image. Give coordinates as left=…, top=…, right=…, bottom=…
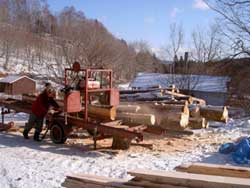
left=23, top=87, right=60, bottom=141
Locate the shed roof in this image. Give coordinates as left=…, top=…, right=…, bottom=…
left=130, top=73, right=230, bottom=93
left=0, top=75, right=36, bottom=84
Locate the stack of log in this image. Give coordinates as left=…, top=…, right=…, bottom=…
left=22, top=90, right=229, bottom=132
left=62, top=163, right=250, bottom=188
left=118, top=86, right=229, bottom=131
left=117, top=102, right=229, bottom=131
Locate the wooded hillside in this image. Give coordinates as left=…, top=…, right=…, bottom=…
left=0, top=0, right=165, bottom=82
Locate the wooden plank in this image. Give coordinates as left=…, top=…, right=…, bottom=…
left=66, top=174, right=142, bottom=188
left=175, top=163, right=250, bottom=179
left=125, top=179, right=188, bottom=188
left=128, top=169, right=250, bottom=188
left=62, top=178, right=104, bottom=188
left=163, top=90, right=206, bottom=106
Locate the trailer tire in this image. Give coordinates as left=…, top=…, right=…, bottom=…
left=50, top=124, right=67, bottom=144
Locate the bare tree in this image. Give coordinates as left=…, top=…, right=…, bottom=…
left=191, top=23, right=222, bottom=63
left=162, top=22, right=184, bottom=75
left=0, top=0, right=163, bottom=83
left=205, top=0, right=250, bottom=57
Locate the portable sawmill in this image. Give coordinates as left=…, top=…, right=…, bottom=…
left=0, top=62, right=165, bottom=149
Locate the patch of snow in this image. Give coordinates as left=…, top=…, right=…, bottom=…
left=118, top=83, right=131, bottom=90
left=0, top=116, right=250, bottom=187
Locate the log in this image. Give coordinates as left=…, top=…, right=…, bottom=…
left=200, top=106, right=229, bottom=123
left=88, top=105, right=116, bottom=121
left=139, top=101, right=189, bottom=114
left=189, top=105, right=200, bottom=118
left=128, top=169, right=250, bottom=188
left=112, top=136, right=132, bottom=150
left=156, top=112, right=189, bottom=130
left=188, top=117, right=209, bottom=129
left=117, top=105, right=141, bottom=113
left=175, top=163, right=250, bottom=179
left=116, top=113, right=155, bottom=126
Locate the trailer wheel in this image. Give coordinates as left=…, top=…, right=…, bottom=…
left=50, top=124, right=67, bottom=144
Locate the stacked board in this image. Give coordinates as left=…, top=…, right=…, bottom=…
left=62, top=163, right=250, bottom=188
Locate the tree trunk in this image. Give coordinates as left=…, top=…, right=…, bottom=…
left=112, top=136, right=131, bottom=150
left=200, top=106, right=228, bottom=123
left=188, top=117, right=209, bottom=129
left=116, top=112, right=155, bottom=126
left=189, top=105, right=201, bottom=118
left=156, top=112, right=189, bottom=130
left=117, top=105, right=141, bottom=113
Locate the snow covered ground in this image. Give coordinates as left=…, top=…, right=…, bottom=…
left=0, top=114, right=250, bottom=188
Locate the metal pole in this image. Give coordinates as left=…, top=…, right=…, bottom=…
left=84, top=69, right=89, bottom=127
left=109, top=70, right=112, bottom=89
left=64, top=69, right=68, bottom=125
left=109, top=70, right=112, bottom=105
left=1, top=107, right=4, bottom=125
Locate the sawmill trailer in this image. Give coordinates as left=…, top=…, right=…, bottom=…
left=0, top=62, right=164, bottom=149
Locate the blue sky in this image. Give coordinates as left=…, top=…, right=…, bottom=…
left=47, top=0, right=217, bottom=49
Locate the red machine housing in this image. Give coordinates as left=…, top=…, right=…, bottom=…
left=64, top=66, right=119, bottom=126
left=65, top=91, right=81, bottom=113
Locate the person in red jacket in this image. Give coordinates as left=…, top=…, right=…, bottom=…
left=23, top=87, right=60, bottom=141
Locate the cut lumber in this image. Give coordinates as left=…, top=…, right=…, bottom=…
left=125, top=179, right=188, bottom=188
left=156, top=112, right=189, bottom=130
left=200, top=106, right=229, bottom=123
left=120, top=100, right=188, bottom=106
left=175, top=162, right=250, bottom=179
left=163, top=90, right=206, bottom=106
left=128, top=169, right=250, bottom=188
left=116, top=112, right=155, bottom=126
left=188, top=117, right=209, bottom=129
left=62, top=178, right=104, bottom=188
left=117, top=105, right=141, bottom=113
left=63, top=173, right=142, bottom=188
left=161, top=100, right=189, bottom=105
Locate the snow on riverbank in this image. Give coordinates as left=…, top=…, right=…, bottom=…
left=0, top=116, right=250, bottom=188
